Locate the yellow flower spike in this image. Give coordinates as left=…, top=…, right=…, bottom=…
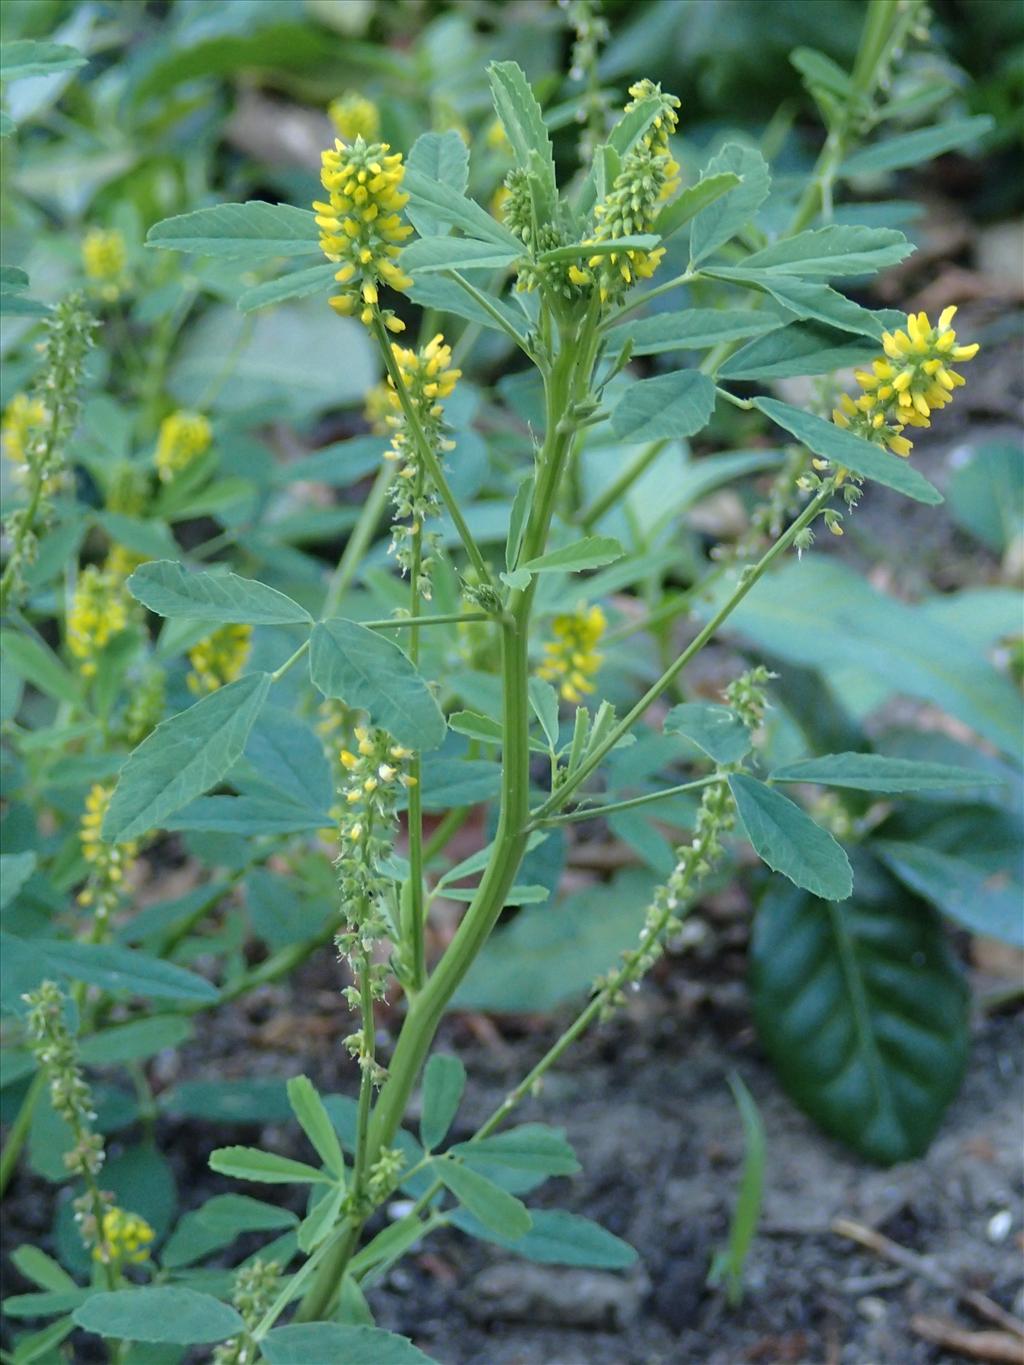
left=2, top=393, right=51, bottom=487
left=187, top=624, right=251, bottom=695
left=94, top=1208, right=155, bottom=1266
left=68, top=567, right=131, bottom=677
left=838, top=308, right=978, bottom=466
left=316, top=135, right=412, bottom=329
left=80, top=784, right=139, bottom=914
left=82, top=228, right=128, bottom=300
left=155, top=410, right=212, bottom=482
left=537, top=605, right=607, bottom=703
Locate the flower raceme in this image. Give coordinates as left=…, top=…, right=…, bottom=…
left=538, top=605, right=607, bottom=703
left=315, top=137, right=413, bottom=331
left=93, top=1207, right=154, bottom=1266
left=833, top=307, right=979, bottom=459
left=2, top=392, right=48, bottom=469
left=187, top=624, right=252, bottom=694
left=67, top=566, right=131, bottom=677
left=80, top=782, right=138, bottom=915
left=155, top=409, right=212, bottom=481
left=82, top=228, right=128, bottom=300
left=329, top=92, right=381, bottom=144
left=569, top=80, right=681, bottom=301
left=384, top=334, right=461, bottom=593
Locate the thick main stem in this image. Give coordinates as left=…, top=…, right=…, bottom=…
left=297, top=325, right=587, bottom=1323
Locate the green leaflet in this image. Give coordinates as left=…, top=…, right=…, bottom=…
left=772, top=752, right=996, bottom=793
left=653, top=172, right=741, bottom=241
left=450, top=1207, right=637, bottom=1269
left=102, top=673, right=272, bottom=841
left=309, top=619, right=446, bottom=751
left=0, top=39, right=86, bottom=81
left=237, top=262, right=338, bottom=312
left=719, top=321, right=882, bottom=381
left=433, top=1159, right=532, bottom=1240
left=401, top=236, right=520, bottom=274
left=405, top=130, right=469, bottom=238
left=452, top=1124, right=580, bottom=1176
left=209, top=1145, right=331, bottom=1184
left=605, top=308, right=780, bottom=356
left=664, top=702, right=751, bottom=764
left=419, top=1054, right=466, bottom=1150
left=754, top=397, right=942, bottom=504
left=708, top=268, right=884, bottom=337
left=262, top=1324, right=441, bottom=1365
left=750, top=875, right=968, bottom=1163
left=487, top=60, right=557, bottom=218
left=287, top=1076, right=346, bottom=1179
left=729, top=773, right=853, bottom=901
left=128, top=560, right=311, bottom=624
left=841, top=115, right=994, bottom=176
left=738, top=225, right=912, bottom=277
left=689, top=143, right=771, bottom=264
left=73, top=1288, right=244, bottom=1346
left=610, top=369, right=716, bottom=443
left=146, top=202, right=319, bottom=259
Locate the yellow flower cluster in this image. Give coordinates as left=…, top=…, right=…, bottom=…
left=384, top=333, right=461, bottom=466
left=2, top=392, right=48, bottom=467
left=833, top=307, right=979, bottom=459
left=155, top=410, right=212, bottom=481
left=82, top=228, right=128, bottom=300
left=187, top=624, right=252, bottom=694
left=93, top=1207, right=154, bottom=1265
left=538, top=605, right=607, bottom=703
left=68, top=566, right=131, bottom=677
left=329, top=92, right=381, bottom=144
left=383, top=334, right=460, bottom=591
left=314, top=137, right=413, bottom=330
left=79, top=782, right=138, bottom=915
left=338, top=726, right=415, bottom=853
left=569, top=80, right=681, bottom=300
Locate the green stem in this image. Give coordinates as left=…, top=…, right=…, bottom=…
left=323, top=462, right=392, bottom=619
left=0, top=1071, right=44, bottom=1196
left=270, top=638, right=310, bottom=683
left=578, top=439, right=667, bottom=528
left=422, top=805, right=472, bottom=864
left=349, top=952, right=377, bottom=1200
left=371, top=313, right=492, bottom=585
left=358, top=611, right=491, bottom=631
left=406, top=515, right=426, bottom=993
left=535, top=485, right=834, bottom=820
left=394, top=790, right=725, bottom=1231
left=297, top=315, right=592, bottom=1323
left=533, top=774, right=719, bottom=828
left=789, top=0, right=923, bottom=234
left=443, top=270, right=534, bottom=359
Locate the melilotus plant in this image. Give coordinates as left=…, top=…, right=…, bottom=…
left=1, top=1, right=1014, bottom=1359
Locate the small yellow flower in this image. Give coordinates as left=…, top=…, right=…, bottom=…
left=363, top=380, right=393, bottom=435
left=2, top=392, right=48, bottom=466
left=82, top=228, right=128, bottom=300
left=155, top=410, right=212, bottom=482
left=93, top=1207, right=154, bottom=1266
left=538, top=605, right=607, bottom=703
left=329, top=92, right=381, bottom=144
left=79, top=783, right=138, bottom=912
left=314, top=136, right=413, bottom=330
left=485, top=118, right=512, bottom=153
left=832, top=307, right=979, bottom=461
left=187, top=624, right=252, bottom=694
left=67, top=567, right=130, bottom=677
left=104, top=544, right=147, bottom=579
left=570, top=80, right=681, bottom=301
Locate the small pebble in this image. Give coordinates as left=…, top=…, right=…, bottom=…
left=987, top=1209, right=1013, bottom=1242
left=857, top=1295, right=888, bottom=1323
